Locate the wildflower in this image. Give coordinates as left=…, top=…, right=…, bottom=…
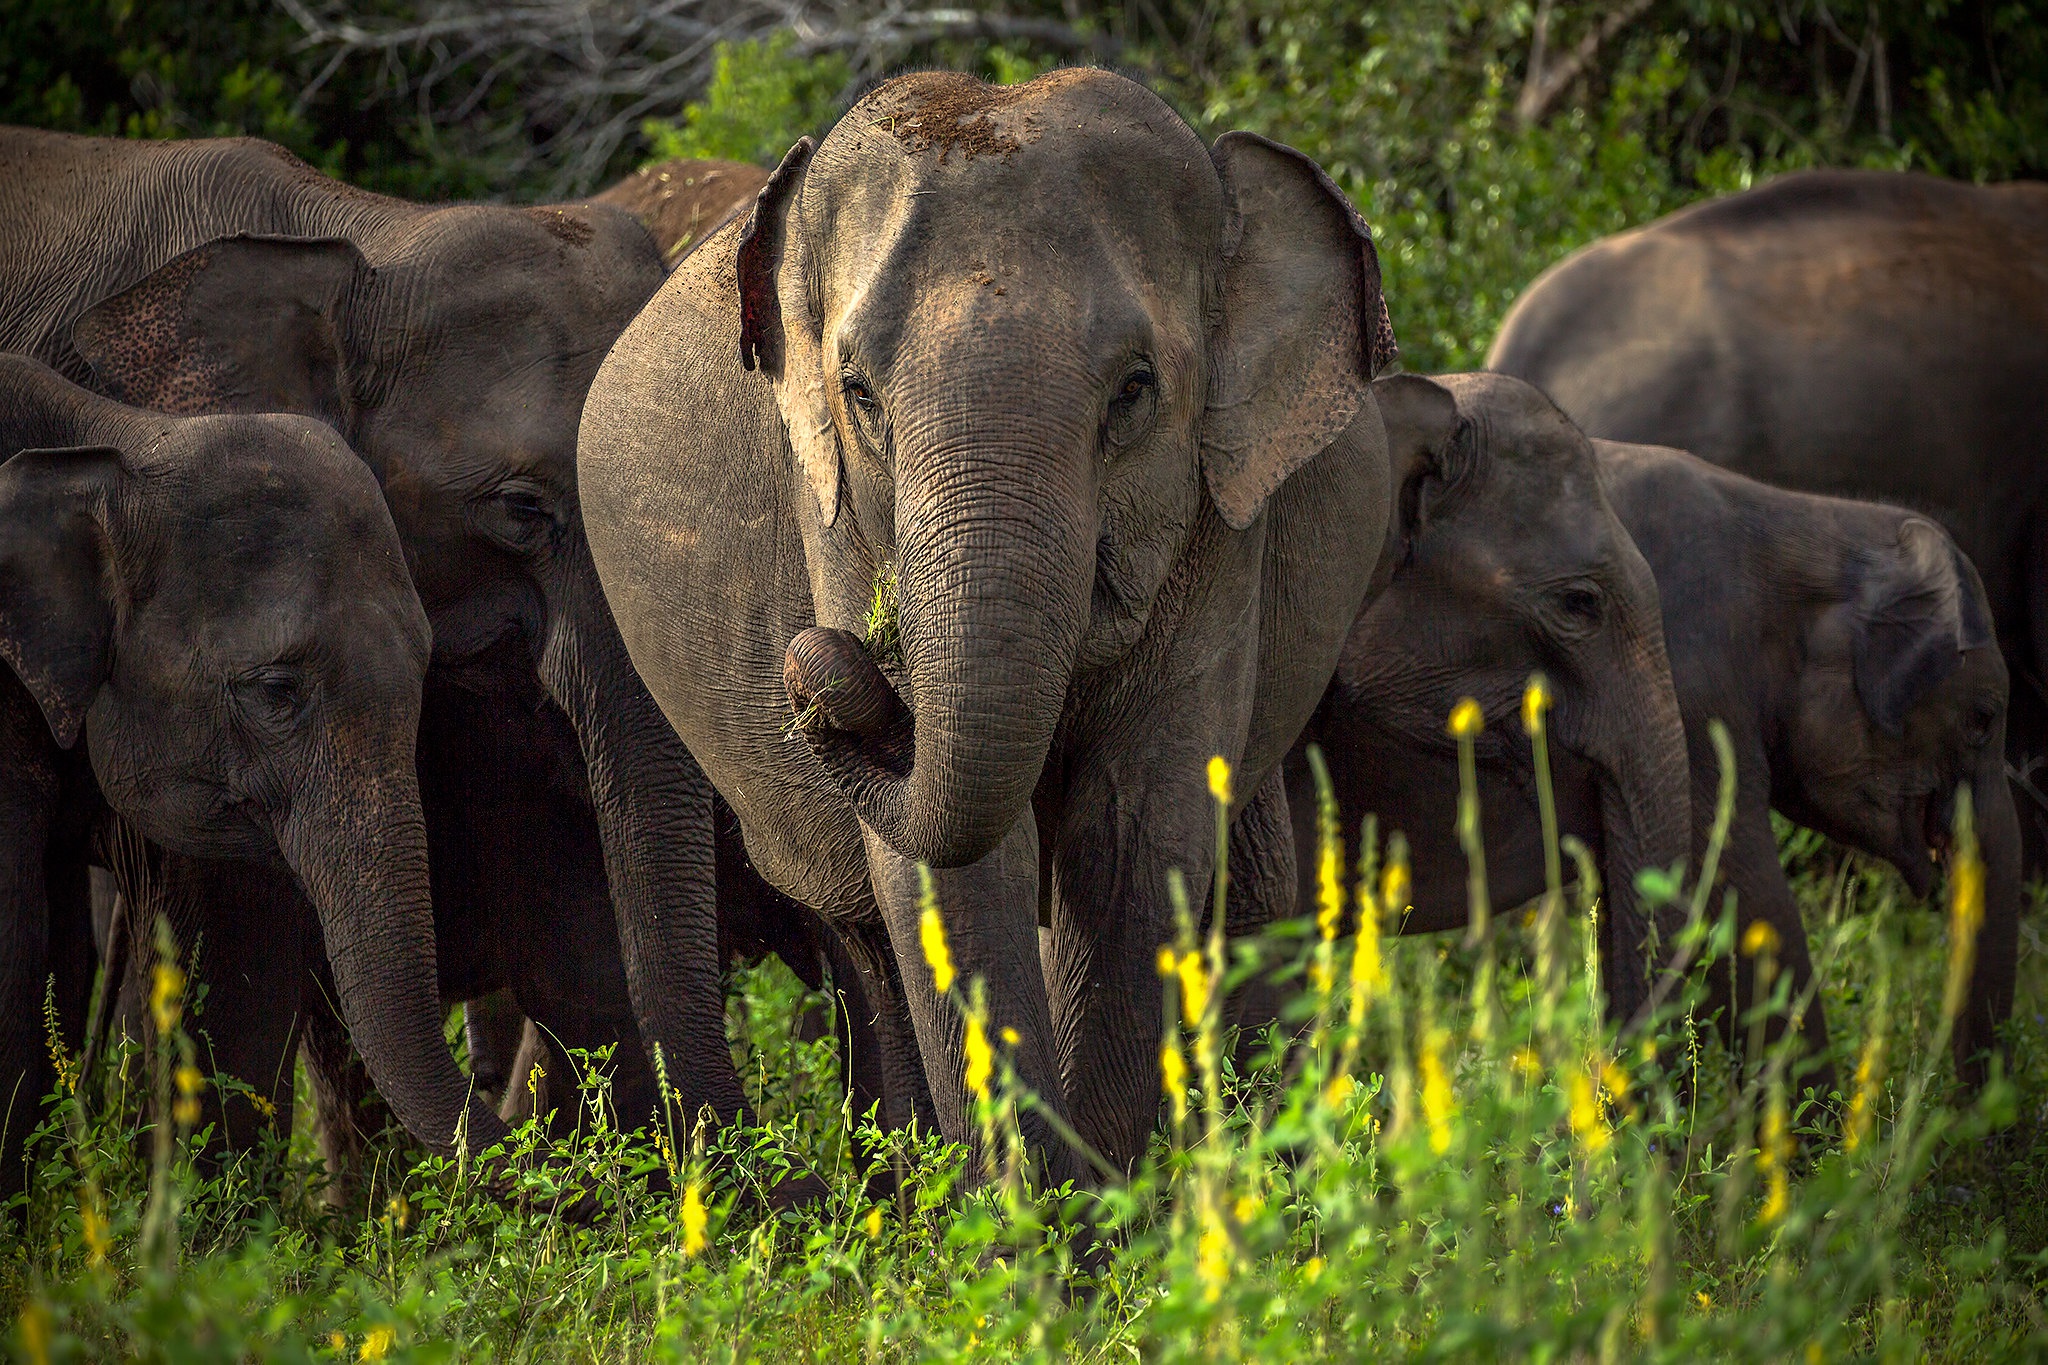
left=1348, top=883, right=1385, bottom=1023
left=386, top=1194, right=409, bottom=1233
left=150, top=961, right=184, bottom=1034
left=1695, top=1291, right=1712, bottom=1310
left=1206, top=754, right=1232, bottom=805
left=1175, top=949, right=1212, bottom=1024
left=20, top=1301, right=49, bottom=1365
left=1233, top=1192, right=1262, bottom=1223
left=1156, top=945, right=1176, bottom=979
left=1740, top=919, right=1780, bottom=957
left=1160, top=1038, right=1188, bottom=1123
left=682, top=1180, right=708, bottom=1256
left=1567, top=1068, right=1610, bottom=1153
left=329, top=1331, right=347, bottom=1353
left=1844, top=1031, right=1887, bottom=1152
left=864, top=1206, right=884, bottom=1240
left=1944, top=801, right=1984, bottom=1020
left=1304, top=1255, right=1325, bottom=1283
left=1447, top=696, right=1484, bottom=739
left=43, top=991, right=75, bottom=1096
left=1000, top=1026, right=1020, bottom=1046
left=1521, top=674, right=1551, bottom=736
left=1315, top=800, right=1345, bottom=946
left=1196, top=1209, right=1232, bottom=1302
left=1380, top=853, right=1411, bottom=920
left=1756, top=1092, right=1792, bottom=1226
left=1512, top=1047, right=1542, bottom=1080
left=81, top=1205, right=110, bottom=1266
left=963, top=1013, right=993, bottom=1100
left=918, top=871, right=956, bottom=996
left=1325, top=1072, right=1357, bottom=1108
left=249, top=1093, right=276, bottom=1121
left=1601, top=1059, right=1630, bottom=1099
left=1418, top=1026, right=1455, bottom=1155
left=359, top=1326, right=394, bottom=1361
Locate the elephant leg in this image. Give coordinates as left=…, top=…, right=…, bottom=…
left=0, top=678, right=60, bottom=1198
left=517, top=1000, right=659, bottom=1139
left=463, top=988, right=527, bottom=1111
left=819, top=909, right=937, bottom=1135
left=1708, top=809, right=1837, bottom=1106
left=144, top=853, right=307, bottom=1155
left=815, top=919, right=889, bottom=1127
left=1960, top=752, right=2022, bottom=1088
left=862, top=812, right=1081, bottom=1186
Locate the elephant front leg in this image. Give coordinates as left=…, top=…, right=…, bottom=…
left=0, top=681, right=60, bottom=1195
left=861, top=809, right=1083, bottom=1188
left=1709, top=809, right=1837, bottom=1106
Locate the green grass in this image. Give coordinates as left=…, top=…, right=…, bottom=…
left=4, top=721, right=2044, bottom=1362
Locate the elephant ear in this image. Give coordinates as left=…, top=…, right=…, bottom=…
left=0, top=445, right=124, bottom=749
left=1851, top=518, right=1995, bottom=737
left=1203, top=132, right=1397, bottom=531
left=71, top=235, right=368, bottom=432
left=736, top=138, right=841, bottom=529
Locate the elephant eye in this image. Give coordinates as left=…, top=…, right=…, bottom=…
left=842, top=374, right=886, bottom=450
left=1105, top=363, right=1157, bottom=450
left=1965, top=699, right=1999, bottom=747
left=234, top=666, right=309, bottom=728
left=1553, top=582, right=1605, bottom=627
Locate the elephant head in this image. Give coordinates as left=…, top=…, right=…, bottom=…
left=63, top=201, right=744, bottom=1124
left=0, top=356, right=503, bottom=1153
left=751, top=70, right=1394, bottom=870
left=1775, top=514, right=2018, bottom=1076
left=1314, top=373, right=1691, bottom=1019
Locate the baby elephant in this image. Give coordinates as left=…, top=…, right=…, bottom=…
left=1295, top=373, right=2015, bottom=1089
left=0, top=355, right=502, bottom=1190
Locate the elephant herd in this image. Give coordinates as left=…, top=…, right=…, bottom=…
left=0, top=68, right=2038, bottom=1204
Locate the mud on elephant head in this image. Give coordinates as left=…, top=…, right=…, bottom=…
left=0, top=355, right=497, bottom=1156
left=1292, top=373, right=1692, bottom=1023
left=746, top=70, right=1397, bottom=871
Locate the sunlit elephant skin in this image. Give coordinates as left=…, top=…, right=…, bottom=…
left=1284, top=374, right=1692, bottom=1029
left=0, top=127, right=756, bottom=1147
left=593, top=157, right=769, bottom=268
left=580, top=69, right=1397, bottom=1179
left=0, top=355, right=483, bottom=1189
left=1487, top=169, right=2048, bottom=875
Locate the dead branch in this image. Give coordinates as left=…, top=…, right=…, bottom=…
left=1514, top=0, right=1657, bottom=126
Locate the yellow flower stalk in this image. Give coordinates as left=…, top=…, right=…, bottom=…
left=1160, top=1037, right=1188, bottom=1123
left=1521, top=675, right=1551, bottom=736
left=359, top=1326, right=394, bottom=1361
left=1206, top=754, right=1232, bottom=805
left=150, top=961, right=184, bottom=1035
left=1418, top=1026, right=1456, bottom=1155
left=682, top=1180, right=708, bottom=1256
left=1568, top=1068, right=1610, bottom=1154
left=81, top=1205, right=110, bottom=1266
left=1348, top=871, right=1387, bottom=1024
left=1943, top=788, right=1984, bottom=1021
left=1844, top=1029, right=1887, bottom=1153
left=963, top=1012, right=993, bottom=1100
left=918, top=871, right=956, bottom=996
left=1196, top=1207, right=1232, bottom=1302
left=1324, top=1071, right=1357, bottom=1107
left=1756, top=1092, right=1791, bottom=1226
left=1447, top=696, right=1484, bottom=739
left=1740, top=919, right=1780, bottom=957
left=865, top=1207, right=884, bottom=1239
left=1175, top=949, right=1213, bottom=1024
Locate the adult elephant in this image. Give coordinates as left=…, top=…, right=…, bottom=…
left=581, top=68, right=1408, bottom=1179
left=594, top=158, right=768, bottom=267
left=1487, top=169, right=2048, bottom=868
left=0, top=128, right=746, bottom=1151
left=0, top=356, right=465, bottom=1182
left=1285, top=374, right=1691, bottom=1021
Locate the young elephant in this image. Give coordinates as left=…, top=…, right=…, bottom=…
left=1285, top=374, right=1691, bottom=1016
left=579, top=69, right=1403, bottom=1179
left=0, top=355, right=494, bottom=1187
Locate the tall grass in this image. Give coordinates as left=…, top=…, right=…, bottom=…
left=4, top=681, right=2042, bottom=1361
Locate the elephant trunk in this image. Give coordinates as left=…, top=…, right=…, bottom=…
left=538, top=535, right=745, bottom=1127
left=786, top=369, right=1097, bottom=869
left=1580, top=636, right=1693, bottom=1029
left=1960, top=738, right=2021, bottom=1086
left=279, top=735, right=507, bottom=1157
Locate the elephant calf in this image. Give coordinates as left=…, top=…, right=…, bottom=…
left=0, top=354, right=500, bottom=1191
left=1294, top=372, right=2016, bottom=1089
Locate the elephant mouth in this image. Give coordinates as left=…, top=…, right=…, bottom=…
left=1897, top=790, right=1946, bottom=899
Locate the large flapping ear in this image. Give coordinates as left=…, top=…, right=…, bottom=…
left=736, top=138, right=841, bottom=529
left=71, top=235, right=368, bottom=432
left=1852, top=517, right=1989, bottom=736
left=0, top=446, right=123, bottom=749
left=1203, top=132, right=1397, bottom=531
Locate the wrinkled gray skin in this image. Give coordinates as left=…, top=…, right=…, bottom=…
left=579, top=70, right=1395, bottom=1178
left=1592, top=441, right=2018, bottom=1087
left=0, top=128, right=748, bottom=1154
left=1284, top=374, right=1692, bottom=1026
left=1488, top=168, right=2048, bottom=876
left=0, top=355, right=452, bottom=1186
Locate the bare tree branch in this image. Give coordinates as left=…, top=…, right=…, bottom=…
left=1514, top=0, right=1657, bottom=126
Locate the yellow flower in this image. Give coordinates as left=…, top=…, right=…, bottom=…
left=1806, top=1341, right=1824, bottom=1364
left=1175, top=950, right=1212, bottom=1024
left=1156, top=945, right=1177, bottom=979
left=1324, top=1071, right=1357, bottom=1108
left=176, top=1064, right=205, bottom=1097
left=1844, top=1031, right=1886, bottom=1153
left=1695, top=1291, right=1712, bottom=1311
left=1601, top=1059, right=1630, bottom=1099
left=249, top=1093, right=277, bottom=1120
left=1447, top=697, right=1484, bottom=740
left=918, top=894, right=956, bottom=997
left=359, top=1326, right=394, bottom=1361
left=1521, top=675, right=1551, bottom=737
left=963, top=1013, right=993, bottom=1100
left=1512, top=1046, right=1542, bottom=1080
left=150, top=961, right=184, bottom=1035
left=1740, top=919, right=1780, bottom=957
left=1348, top=884, right=1385, bottom=1024
left=1418, top=1027, right=1455, bottom=1155
left=1379, top=856, right=1410, bottom=918
left=1196, top=1211, right=1232, bottom=1302
left=1304, top=1255, right=1325, bottom=1283
left=864, top=1206, right=884, bottom=1240
left=81, top=1205, right=110, bottom=1265
left=1233, top=1192, right=1262, bottom=1223
left=1160, top=1038, right=1188, bottom=1122
left=1567, top=1068, right=1609, bottom=1153
left=682, top=1180, right=708, bottom=1256
left=386, top=1194, right=409, bottom=1233
left=19, top=1301, right=49, bottom=1365
left=1206, top=754, right=1232, bottom=806
left=999, top=1026, right=1019, bottom=1046
left=1944, top=810, right=1985, bottom=1020
left=173, top=1097, right=201, bottom=1127
left=1756, top=1092, right=1792, bottom=1227
left=1315, top=807, right=1344, bottom=945
left=329, top=1331, right=346, bottom=1353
